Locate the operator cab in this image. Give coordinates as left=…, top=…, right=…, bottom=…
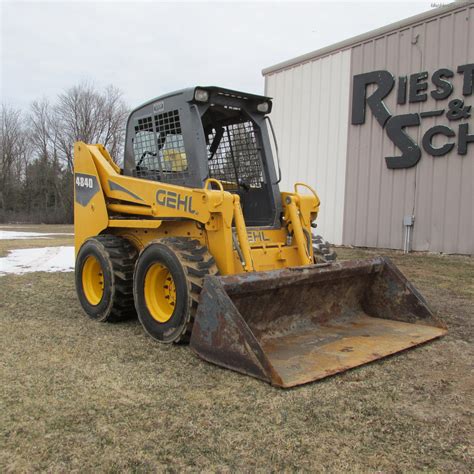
left=123, top=87, right=282, bottom=227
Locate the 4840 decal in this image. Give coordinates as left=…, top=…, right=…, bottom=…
left=75, top=173, right=99, bottom=206
left=75, top=175, right=95, bottom=189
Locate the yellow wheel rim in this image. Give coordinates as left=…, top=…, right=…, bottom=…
left=144, top=263, right=176, bottom=323
left=82, top=255, right=104, bottom=306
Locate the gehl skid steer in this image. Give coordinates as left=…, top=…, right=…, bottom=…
left=74, top=87, right=446, bottom=387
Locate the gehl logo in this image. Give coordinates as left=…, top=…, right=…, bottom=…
left=247, top=230, right=270, bottom=243
left=352, top=63, right=473, bottom=169
left=233, top=230, right=270, bottom=243
left=156, top=189, right=197, bottom=215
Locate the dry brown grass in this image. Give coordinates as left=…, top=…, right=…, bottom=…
left=0, top=231, right=472, bottom=472
left=0, top=224, right=73, bottom=234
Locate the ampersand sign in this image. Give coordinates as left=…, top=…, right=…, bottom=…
left=446, top=99, right=471, bottom=121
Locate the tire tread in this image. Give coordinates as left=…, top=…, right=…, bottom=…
left=149, top=237, right=218, bottom=342
left=95, top=234, right=137, bottom=322
left=312, top=234, right=337, bottom=263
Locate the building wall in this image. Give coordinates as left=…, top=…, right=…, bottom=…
left=264, top=3, right=473, bottom=254
left=343, top=4, right=473, bottom=254
left=265, top=50, right=351, bottom=244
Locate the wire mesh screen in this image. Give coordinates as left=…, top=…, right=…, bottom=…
left=207, top=121, right=264, bottom=190
left=133, top=110, right=188, bottom=183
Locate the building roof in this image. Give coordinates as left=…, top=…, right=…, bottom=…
left=262, top=1, right=469, bottom=76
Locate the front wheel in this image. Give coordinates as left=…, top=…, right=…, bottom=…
left=133, top=238, right=218, bottom=343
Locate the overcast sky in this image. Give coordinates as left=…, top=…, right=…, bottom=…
left=2, top=0, right=439, bottom=110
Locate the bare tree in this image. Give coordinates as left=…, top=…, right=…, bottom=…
left=53, top=82, right=129, bottom=171
left=28, top=99, right=70, bottom=221
left=0, top=105, right=29, bottom=221
left=29, top=99, right=57, bottom=162
left=1, top=82, right=129, bottom=223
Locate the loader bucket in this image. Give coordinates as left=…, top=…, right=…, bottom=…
left=190, top=257, right=447, bottom=388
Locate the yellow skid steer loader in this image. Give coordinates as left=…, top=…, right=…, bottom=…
left=74, top=86, right=446, bottom=387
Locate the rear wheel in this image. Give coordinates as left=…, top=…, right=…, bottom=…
left=312, top=234, right=337, bottom=263
left=75, top=235, right=138, bottom=322
left=133, top=238, right=218, bottom=343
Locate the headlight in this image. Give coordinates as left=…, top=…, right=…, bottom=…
left=257, top=101, right=270, bottom=113
left=194, top=89, right=209, bottom=102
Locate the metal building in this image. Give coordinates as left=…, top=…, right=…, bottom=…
left=263, top=2, right=473, bottom=254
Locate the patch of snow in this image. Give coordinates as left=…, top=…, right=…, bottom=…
left=0, top=230, right=73, bottom=240
left=0, top=246, right=75, bottom=276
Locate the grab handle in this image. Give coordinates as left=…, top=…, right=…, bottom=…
left=204, top=178, right=224, bottom=206
left=294, top=182, right=318, bottom=201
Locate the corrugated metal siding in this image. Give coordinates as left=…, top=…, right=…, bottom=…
left=265, top=50, right=351, bottom=244
left=343, top=5, right=473, bottom=254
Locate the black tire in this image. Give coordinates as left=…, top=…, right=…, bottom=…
left=312, top=234, right=337, bottom=263
left=75, top=235, right=138, bottom=322
left=133, top=238, right=218, bottom=344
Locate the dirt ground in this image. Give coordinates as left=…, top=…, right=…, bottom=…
left=0, top=226, right=472, bottom=472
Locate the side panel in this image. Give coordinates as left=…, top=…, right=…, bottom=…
left=73, top=143, right=109, bottom=254
left=265, top=49, right=352, bottom=244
